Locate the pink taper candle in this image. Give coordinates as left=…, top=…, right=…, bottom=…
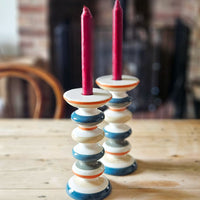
left=112, top=0, right=123, bottom=80
left=81, top=6, right=93, bottom=95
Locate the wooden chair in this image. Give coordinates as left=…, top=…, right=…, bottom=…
left=0, top=64, right=65, bottom=118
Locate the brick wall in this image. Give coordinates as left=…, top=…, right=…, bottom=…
left=95, top=0, right=112, bottom=27
left=17, top=0, right=200, bottom=83
left=183, top=0, right=200, bottom=82
left=145, top=0, right=200, bottom=84
left=151, top=0, right=181, bottom=27
left=18, top=0, right=49, bottom=60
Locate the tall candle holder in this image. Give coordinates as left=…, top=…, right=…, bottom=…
left=96, top=75, right=140, bottom=176
left=63, top=88, right=112, bottom=200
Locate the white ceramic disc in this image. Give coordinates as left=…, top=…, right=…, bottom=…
left=68, top=175, right=109, bottom=194
left=96, top=75, right=139, bottom=91
left=63, top=88, right=112, bottom=108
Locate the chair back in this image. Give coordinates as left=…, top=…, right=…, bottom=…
left=0, top=64, right=65, bottom=118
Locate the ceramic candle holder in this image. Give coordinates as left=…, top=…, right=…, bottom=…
left=63, top=88, right=112, bottom=200
left=96, top=75, right=140, bottom=176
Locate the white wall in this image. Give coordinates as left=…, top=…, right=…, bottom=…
left=0, top=0, right=18, bottom=56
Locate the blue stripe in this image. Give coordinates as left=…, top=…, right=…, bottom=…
left=109, top=96, right=133, bottom=104
left=104, top=161, right=137, bottom=176
left=72, top=148, right=105, bottom=162
left=104, top=128, right=132, bottom=139
left=71, top=112, right=104, bottom=125
left=67, top=181, right=111, bottom=200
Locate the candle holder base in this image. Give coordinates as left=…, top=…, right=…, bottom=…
left=67, top=176, right=111, bottom=200
left=102, top=156, right=137, bottom=176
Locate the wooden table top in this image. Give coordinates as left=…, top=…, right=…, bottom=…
left=0, top=119, right=200, bottom=200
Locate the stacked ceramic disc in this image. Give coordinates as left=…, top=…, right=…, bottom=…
left=63, top=88, right=112, bottom=200
left=96, top=75, right=140, bottom=175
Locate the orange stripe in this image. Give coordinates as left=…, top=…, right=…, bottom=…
left=73, top=171, right=104, bottom=179
left=96, top=80, right=140, bottom=88
left=79, top=126, right=97, bottom=131
left=105, top=150, right=130, bottom=156
left=65, top=96, right=112, bottom=105
left=109, top=107, right=126, bottom=112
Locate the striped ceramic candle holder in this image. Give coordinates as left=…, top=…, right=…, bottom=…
left=63, top=88, right=112, bottom=200
left=96, top=75, right=140, bottom=176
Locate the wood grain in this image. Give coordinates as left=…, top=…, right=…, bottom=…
left=0, top=119, right=200, bottom=199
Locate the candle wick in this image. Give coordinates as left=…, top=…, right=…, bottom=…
left=82, top=6, right=92, bottom=17
left=114, top=0, right=122, bottom=9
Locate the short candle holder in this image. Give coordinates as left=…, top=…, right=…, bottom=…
left=63, top=88, right=112, bottom=200
left=96, top=75, right=140, bottom=176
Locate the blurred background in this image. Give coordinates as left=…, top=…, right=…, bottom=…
left=0, top=0, right=200, bottom=119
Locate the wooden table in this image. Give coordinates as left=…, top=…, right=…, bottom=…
left=0, top=120, right=200, bottom=200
